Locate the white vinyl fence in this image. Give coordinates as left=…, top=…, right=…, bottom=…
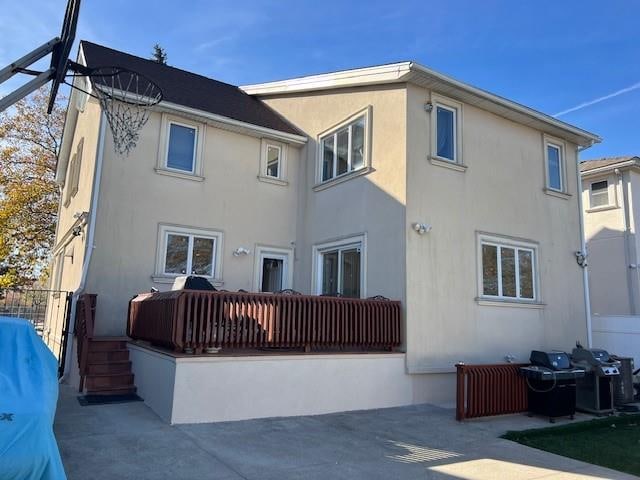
left=592, top=315, right=640, bottom=364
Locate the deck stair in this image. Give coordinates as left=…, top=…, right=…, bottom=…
left=82, top=336, right=136, bottom=395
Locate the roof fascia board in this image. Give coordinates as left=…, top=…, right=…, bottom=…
left=241, top=62, right=413, bottom=96
left=159, top=101, right=307, bottom=145
left=581, top=160, right=640, bottom=177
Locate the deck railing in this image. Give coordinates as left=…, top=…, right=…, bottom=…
left=76, top=293, right=97, bottom=392
left=127, top=290, right=402, bottom=354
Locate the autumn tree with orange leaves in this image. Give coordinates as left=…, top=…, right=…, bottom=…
left=0, top=88, right=65, bottom=287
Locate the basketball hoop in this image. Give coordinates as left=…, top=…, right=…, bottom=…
left=85, top=67, right=163, bottom=155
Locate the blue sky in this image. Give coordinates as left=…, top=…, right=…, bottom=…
left=1, top=0, right=638, bottom=159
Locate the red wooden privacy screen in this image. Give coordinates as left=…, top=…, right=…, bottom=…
left=455, top=363, right=528, bottom=421
left=128, top=290, right=402, bottom=354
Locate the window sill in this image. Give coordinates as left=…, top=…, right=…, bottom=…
left=429, top=156, right=467, bottom=172
left=151, top=275, right=224, bottom=287
left=155, top=168, right=204, bottom=182
left=257, top=175, right=288, bottom=186
left=586, top=205, right=618, bottom=213
left=313, top=166, right=373, bottom=192
left=543, top=188, right=571, bottom=200
left=475, top=298, right=545, bottom=309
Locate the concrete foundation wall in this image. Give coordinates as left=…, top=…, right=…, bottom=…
left=129, top=344, right=451, bottom=424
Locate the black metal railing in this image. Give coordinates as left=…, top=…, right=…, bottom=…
left=0, top=289, right=72, bottom=377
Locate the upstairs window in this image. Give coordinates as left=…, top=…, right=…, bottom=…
left=63, top=138, right=84, bottom=207
left=166, top=123, right=197, bottom=173
left=436, top=105, right=456, bottom=161
left=545, top=140, right=565, bottom=193
left=590, top=180, right=609, bottom=208
left=266, top=145, right=281, bottom=178
left=318, top=108, right=370, bottom=184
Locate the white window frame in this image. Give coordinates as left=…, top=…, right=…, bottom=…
left=258, top=139, right=288, bottom=185
left=430, top=94, right=463, bottom=165
left=52, top=251, right=65, bottom=291
left=156, top=113, right=205, bottom=180
left=312, top=233, right=366, bottom=298
left=153, top=224, right=223, bottom=284
left=543, top=136, right=567, bottom=194
left=477, top=233, right=539, bottom=303
left=253, top=245, right=294, bottom=292
left=315, top=106, right=372, bottom=187
left=589, top=178, right=614, bottom=210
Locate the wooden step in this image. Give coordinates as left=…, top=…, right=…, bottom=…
left=85, top=384, right=137, bottom=396
left=87, top=349, right=130, bottom=363
left=88, top=339, right=128, bottom=351
left=85, top=372, right=134, bottom=390
left=85, top=360, right=132, bottom=375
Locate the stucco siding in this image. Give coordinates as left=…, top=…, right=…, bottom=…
left=85, top=110, right=301, bottom=335
left=405, top=83, right=587, bottom=372
left=259, top=85, right=407, bottom=302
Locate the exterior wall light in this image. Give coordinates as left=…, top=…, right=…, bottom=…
left=412, top=223, right=432, bottom=235
left=575, top=251, right=588, bottom=268
left=233, top=247, right=251, bottom=257
left=424, top=102, right=433, bottom=113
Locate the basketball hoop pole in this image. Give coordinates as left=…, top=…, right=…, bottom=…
left=0, top=38, right=61, bottom=112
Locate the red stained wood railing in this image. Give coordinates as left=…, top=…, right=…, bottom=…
left=455, top=363, right=528, bottom=421
left=75, top=293, right=97, bottom=392
left=127, top=290, right=402, bottom=354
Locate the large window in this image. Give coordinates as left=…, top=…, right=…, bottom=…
left=314, top=235, right=365, bottom=298
left=318, top=109, right=369, bottom=184
left=479, top=235, right=538, bottom=302
left=156, top=225, right=223, bottom=281
left=63, top=138, right=84, bottom=207
left=166, top=123, right=197, bottom=173
left=590, top=180, right=610, bottom=208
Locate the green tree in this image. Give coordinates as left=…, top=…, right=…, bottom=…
left=151, top=44, right=168, bottom=65
left=0, top=88, right=65, bottom=287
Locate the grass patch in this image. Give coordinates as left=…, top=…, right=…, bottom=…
left=502, top=414, right=640, bottom=476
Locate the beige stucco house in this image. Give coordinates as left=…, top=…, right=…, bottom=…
left=581, top=156, right=640, bottom=315
left=51, top=41, right=600, bottom=422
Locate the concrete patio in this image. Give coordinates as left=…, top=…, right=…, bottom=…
left=54, top=385, right=638, bottom=480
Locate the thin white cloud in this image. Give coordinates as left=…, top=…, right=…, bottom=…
left=554, top=81, right=640, bottom=117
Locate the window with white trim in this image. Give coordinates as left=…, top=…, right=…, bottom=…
left=266, top=145, right=281, bottom=178
left=314, top=235, right=365, bottom=298
left=545, top=141, right=565, bottom=192
left=590, top=180, right=609, bottom=208
left=156, top=225, right=223, bottom=280
left=166, top=123, right=197, bottom=173
left=479, top=235, right=538, bottom=301
left=52, top=251, right=64, bottom=291
left=430, top=95, right=463, bottom=165
left=318, top=110, right=369, bottom=183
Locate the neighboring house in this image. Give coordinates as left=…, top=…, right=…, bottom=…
left=51, top=41, right=600, bottom=422
left=581, top=156, right=640, bottom=315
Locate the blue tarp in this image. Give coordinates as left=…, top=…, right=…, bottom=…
left=0, top=316, right=66, bottom=480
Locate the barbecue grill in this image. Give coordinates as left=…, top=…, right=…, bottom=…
left=571, top=346, right=620, bottom=415
left=611, top=355, right=635, bottom=406
left=520, top=350, right=585, bottom=422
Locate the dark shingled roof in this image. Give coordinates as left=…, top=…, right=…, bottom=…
left=580, top=156, right=640, bottom=172
left=80, top=41, right=303, bottom=136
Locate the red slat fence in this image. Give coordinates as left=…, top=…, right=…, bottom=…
left=455, top=362, right=528, bottom=421
left=127, top=290, right=402, bottom=354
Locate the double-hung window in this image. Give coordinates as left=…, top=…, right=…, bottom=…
left=479, top=235, right=538, bottom=302
left=314, top=235, right=365, bottom=298
left=318, top=108, right=369, bottom=184
left=590, top=180, right=609, bottom=208
left=157, top=225, right=223, bottom=281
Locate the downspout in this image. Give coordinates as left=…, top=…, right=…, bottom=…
left=615, top=167, right=636, bottom=314
left=577, top=143, right=594, bottom=347
left=59, top=111, right=106, bottom=382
